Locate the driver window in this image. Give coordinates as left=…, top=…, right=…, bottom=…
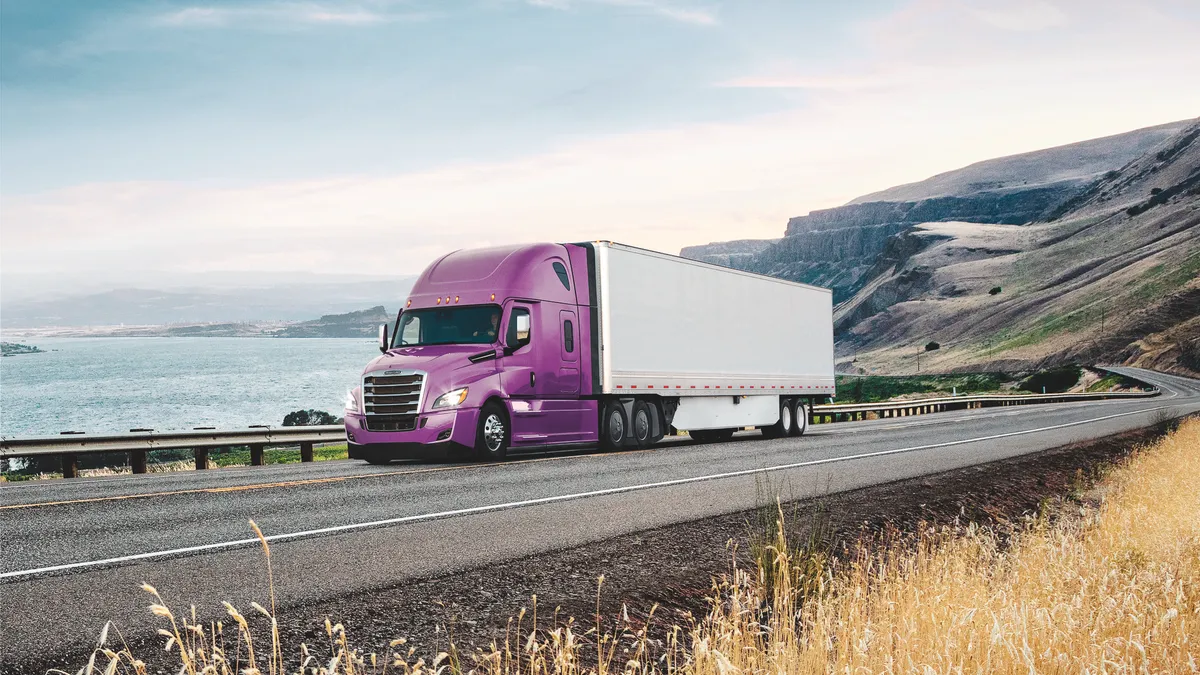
left=507, top=307, right=531, bottom=347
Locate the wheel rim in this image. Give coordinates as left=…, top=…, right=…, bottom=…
left=483, top=414, right=505, bottom=452
left=608, top=409, right=624, bottom=444
left=796, top=404, right=807, bottom=431
left=781, top=404, right=792, bottom=432
left=634, top=409, right=650, bottom=441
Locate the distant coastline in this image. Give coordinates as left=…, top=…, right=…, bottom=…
left=0, top=306, right=391, bottom=340
left=1, top=342, right=46, bottom=356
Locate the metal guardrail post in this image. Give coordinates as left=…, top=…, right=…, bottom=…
left=62, top=453, right=78, bottom=479
left=194, top=448, right=209, bottom=470
left=131, top=450, right=148, bottom=474
left=250, top=444, right=265, bottom=466
left=300, top=442, right=314, bottom=462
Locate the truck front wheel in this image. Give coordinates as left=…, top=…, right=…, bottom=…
left=477, top=402, right=510, bottom=460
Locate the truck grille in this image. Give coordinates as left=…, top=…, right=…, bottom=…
left=363, top=371, right=423, bottom=432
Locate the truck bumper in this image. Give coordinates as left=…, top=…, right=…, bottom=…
left=344, top=407, right=479, bottom=460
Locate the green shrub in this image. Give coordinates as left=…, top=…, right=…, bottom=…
left=989, top=286, right=1002, bottom=295
left=1019, top=365, right=1083, bottom=394
left=925, top=341, right=941, bottom=351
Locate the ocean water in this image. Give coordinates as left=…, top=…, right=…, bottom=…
left=0, top=338, right=379, bottom=437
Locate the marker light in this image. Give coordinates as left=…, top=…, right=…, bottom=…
left=436, top=297, right=441, bottom=304
left=455, top=296, right=460, bottom=303
left=407, top=300, right=411, bottom=307
left=445, top=296, right=451, bottom=303
left=490, top=293, right=496, bottom=301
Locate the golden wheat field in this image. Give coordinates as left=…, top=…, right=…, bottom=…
left=67, top=417, right=1199, bottom=675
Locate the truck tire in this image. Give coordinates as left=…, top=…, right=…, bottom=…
left=792, top=400, right=809, bottom=437
left=762, top=398, right=794, bottom=439
left=631, top=400, right=654, bottom=449
left=477, top=402, right=510, bottom=460
left=600, top=401, right=627, bottom=451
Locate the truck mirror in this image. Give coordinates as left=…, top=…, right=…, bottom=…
left=378, top=323, right=389, bottom=353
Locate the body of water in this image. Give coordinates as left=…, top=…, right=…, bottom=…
left=0, top=338, right=379, bottom=437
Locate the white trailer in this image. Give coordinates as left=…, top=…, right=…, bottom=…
left=592, top=242, right=834, bottom=443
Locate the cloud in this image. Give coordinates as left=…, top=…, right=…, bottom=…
left=156, top=2, right=428, bottom=28
left=526, top=0, right=718, bottom=26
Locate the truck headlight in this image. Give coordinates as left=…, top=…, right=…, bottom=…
left=344, top=388, right=360, bottom=413
left=431, top=387, right=469, bottom=410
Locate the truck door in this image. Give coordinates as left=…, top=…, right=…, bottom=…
left=558, top=310, right=580, bottom=395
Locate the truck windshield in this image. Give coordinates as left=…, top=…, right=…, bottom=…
left=394, top=305, right=502, bottom=347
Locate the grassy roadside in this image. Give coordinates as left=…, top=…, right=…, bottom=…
left=68, top=416, right=1199, bottom=674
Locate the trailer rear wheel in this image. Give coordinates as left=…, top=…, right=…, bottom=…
left=792, top=401, right=809, bottom=437
left=477, top=402, right=510, bottom=460
left=601, top=401, right=627, bottom=451
left=631, top=400, right=654, bottom=449
left=762, top=398, right=794, bottom=439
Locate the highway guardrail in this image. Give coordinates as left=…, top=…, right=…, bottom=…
left=0, top=388, right=1160, bottom=478
left=1, top=425, right=344, bottom=477
left=809, top=388, right=1159, bottom=423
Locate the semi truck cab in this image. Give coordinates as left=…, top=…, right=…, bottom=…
left=344, top=241, right=835, bottom=464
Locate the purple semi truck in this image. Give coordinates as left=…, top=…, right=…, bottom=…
left=343, top=241, right=835, bottom=463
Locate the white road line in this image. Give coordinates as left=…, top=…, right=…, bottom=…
left=3, top=401, right=1190, bottom=581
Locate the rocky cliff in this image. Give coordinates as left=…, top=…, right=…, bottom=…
left=681, top=117, right=1200, bottom=375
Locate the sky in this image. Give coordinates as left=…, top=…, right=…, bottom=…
left=2, top=0, right=1199, bottom=300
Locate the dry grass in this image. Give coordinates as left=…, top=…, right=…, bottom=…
left=69, top=418, right=1200, bottom=674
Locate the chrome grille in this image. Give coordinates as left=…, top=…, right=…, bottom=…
left=363, top=371, right=424, bottom=432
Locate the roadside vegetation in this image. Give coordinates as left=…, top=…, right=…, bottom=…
left=69, top=416, right=1199, bottom=674
left=833, top=372, right=1008, bottom=403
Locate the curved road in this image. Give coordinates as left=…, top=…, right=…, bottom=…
left=2, top=366, right=1198, bottom=667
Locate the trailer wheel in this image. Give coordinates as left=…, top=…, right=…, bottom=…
left=762, top=398, right=794, bottom=439
left=600, top=401, right=627, bottom=451
left=476, top=402, right=510, bottom=460
left=631, top=400, right=654, bottom=449
left=792, top=401, right=809, bottom=437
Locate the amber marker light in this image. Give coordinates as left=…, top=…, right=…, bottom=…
left=455, top=296, right=460, bottom=303
left=406, top=300, right=411, bottom=307
left=436, top=297, right=441, bottom=304
left=490, top=293, right=496, bottom=301
left=445, top=296, right=451, bottom=303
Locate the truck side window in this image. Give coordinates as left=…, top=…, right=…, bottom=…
left=552, top=262, right=570, bottom=291
left=507, top=307, right=531, bottom=347
left=564, top=319, right=574, bottom=353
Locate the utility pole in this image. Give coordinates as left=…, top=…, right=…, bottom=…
left=916, top=347, right=921, bottom=374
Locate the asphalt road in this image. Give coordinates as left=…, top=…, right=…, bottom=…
left=2, top=366, right=1198, bottom=668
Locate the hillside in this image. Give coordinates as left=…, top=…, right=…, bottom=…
left=683, top=117, right=1200, bottom=376
left=269, top=306, right=391, bottom=338
left=681, top=121, right=1188, bottom=304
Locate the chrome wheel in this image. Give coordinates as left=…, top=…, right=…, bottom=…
left=780, top=403, right=793, bottom=434
left=483, top=414, right=505, bottom=452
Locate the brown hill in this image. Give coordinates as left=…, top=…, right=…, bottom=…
left=835, top=119, right=1200, bottom=376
